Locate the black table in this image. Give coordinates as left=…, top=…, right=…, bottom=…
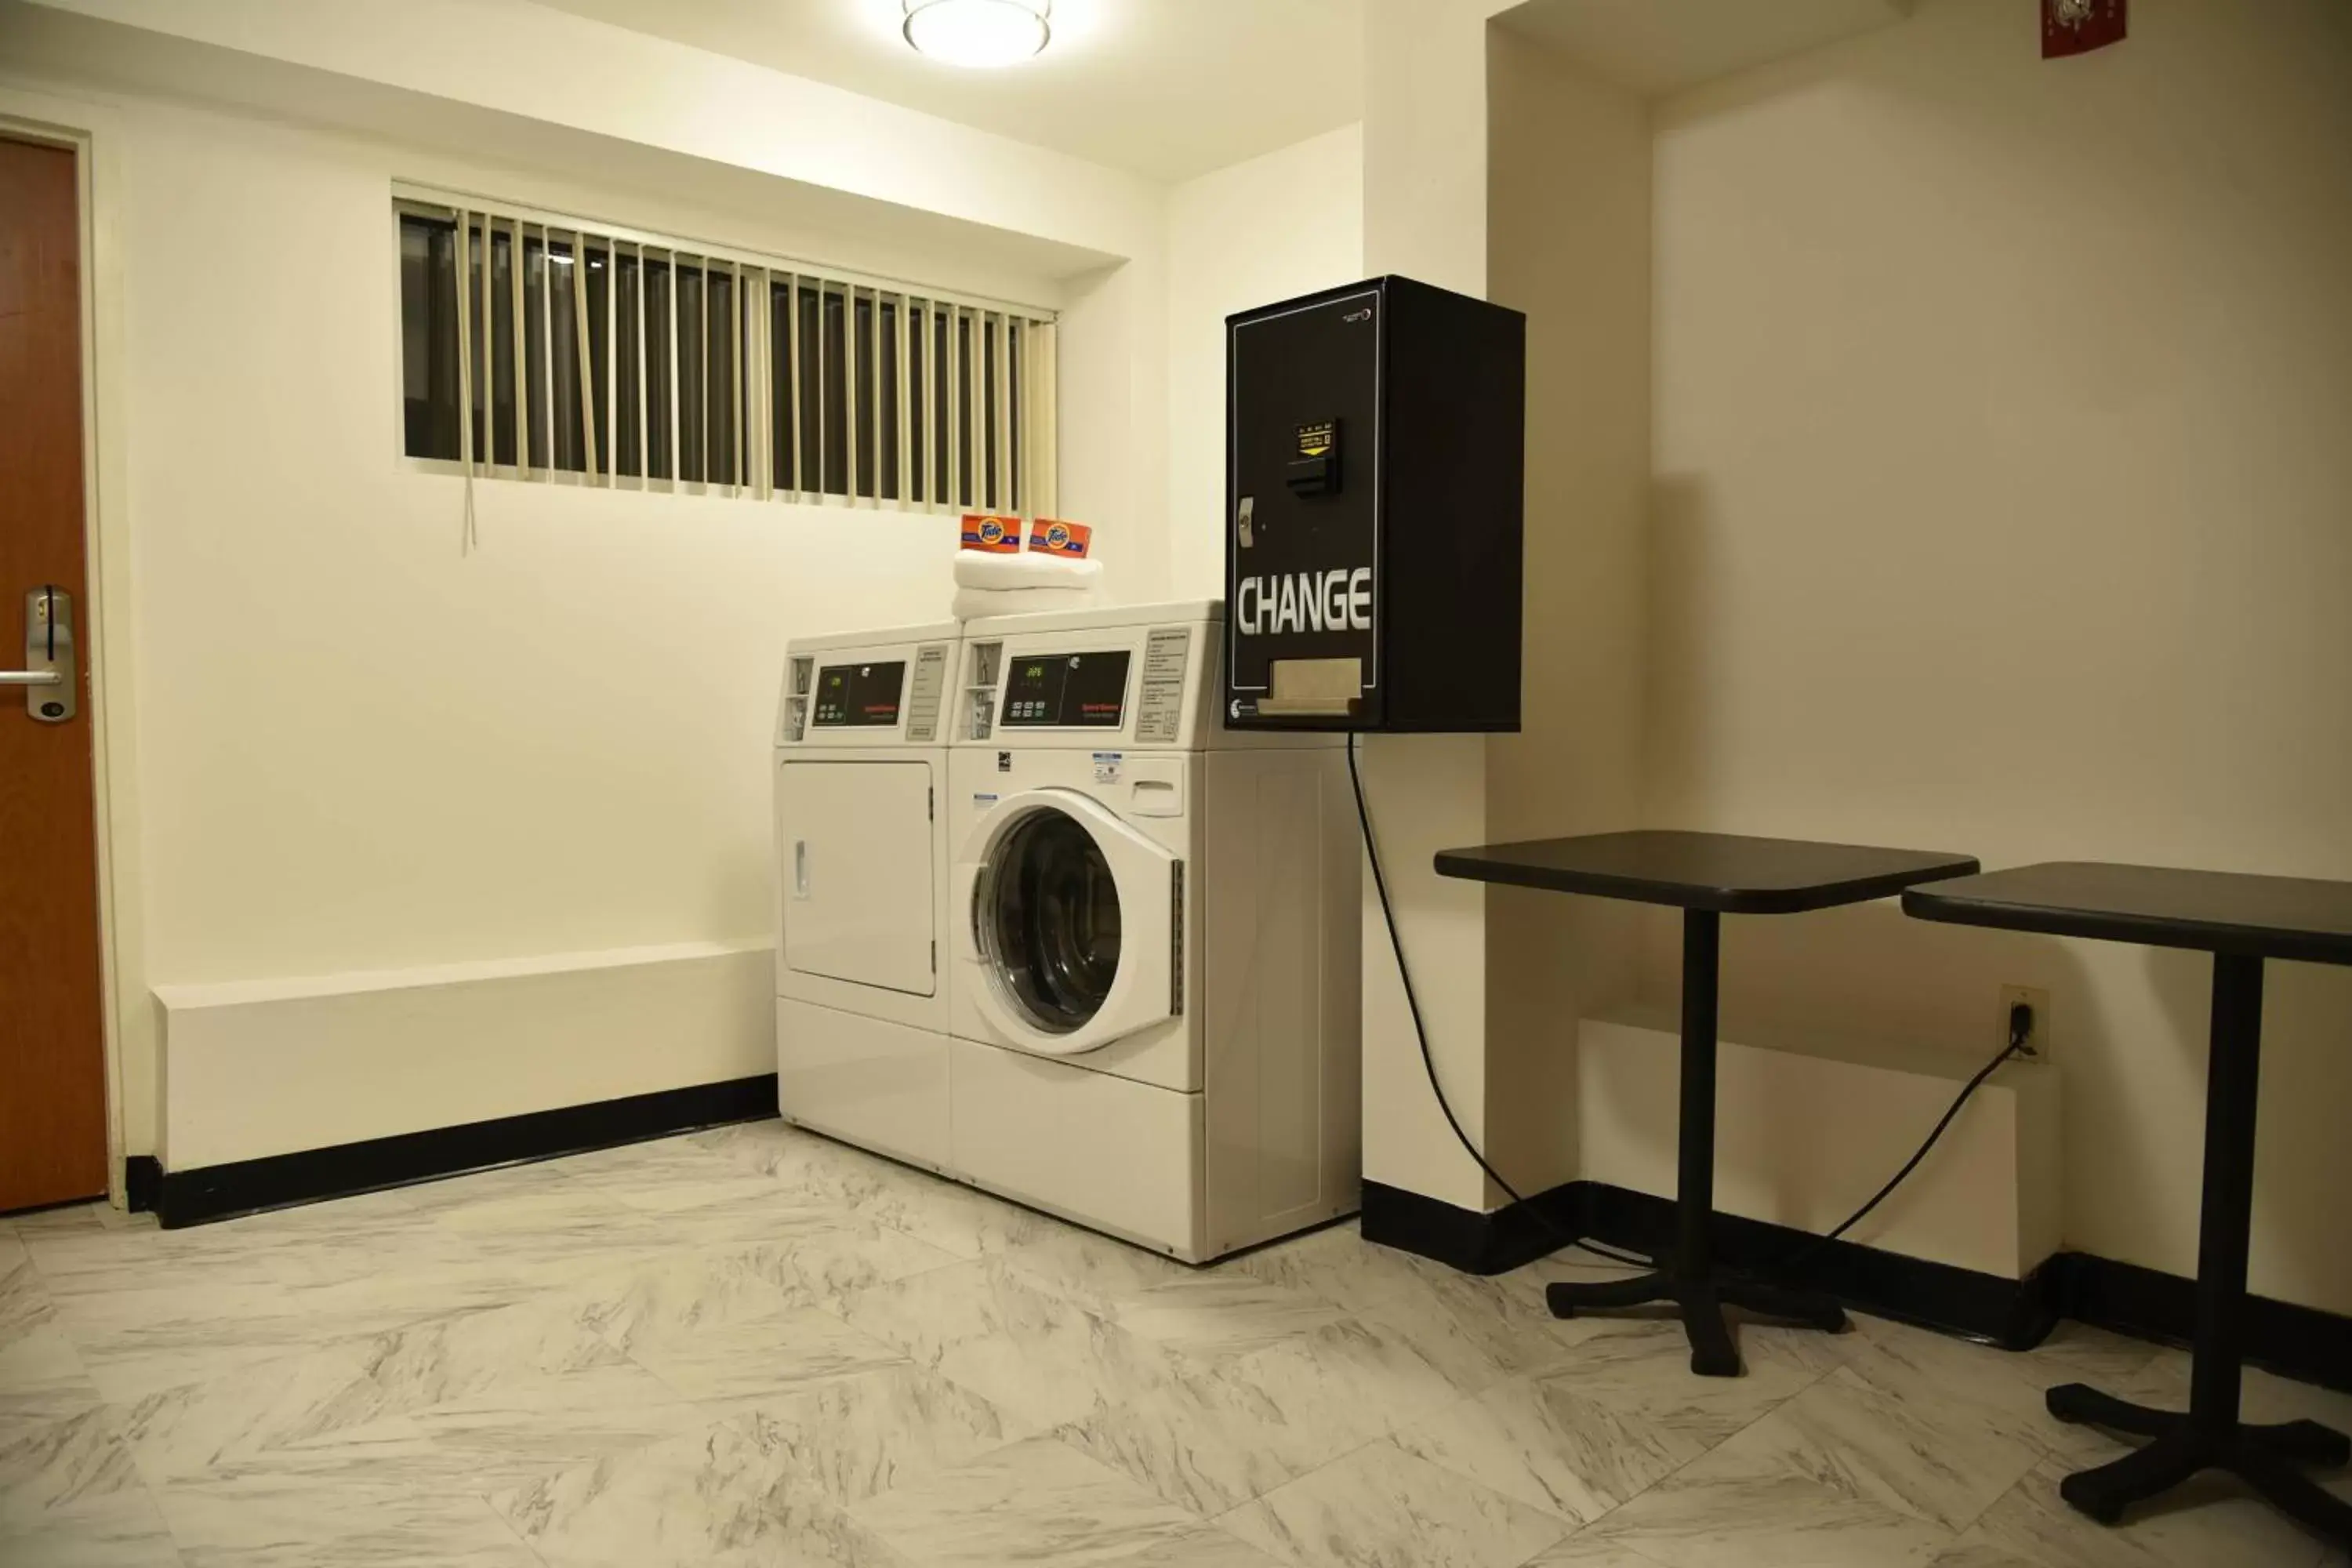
left=1436, top=829, right=1980, bottom=1376
left=1907, top=862, right=2352, bottom=1543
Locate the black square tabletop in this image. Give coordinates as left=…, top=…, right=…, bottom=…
left=1903, top=862, right=2352, bottom=967
left=1432, top=829, right=1980, bottom=914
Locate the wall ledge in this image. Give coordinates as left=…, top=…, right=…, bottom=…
left=152, top=937, right=773, bottom=1011
left=158, top=940, right=777, bottom=1169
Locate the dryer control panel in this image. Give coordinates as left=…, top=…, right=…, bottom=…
left=958, top=605, right=1211, bottom=750
left=1000, top=652, right=1131, bottom=729
left=811, top=661, right=909, bottom=728
left=777, top=624, right=956, bottom=748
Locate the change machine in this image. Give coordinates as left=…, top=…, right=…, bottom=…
left=1223, top=276, right=1525, bottom=733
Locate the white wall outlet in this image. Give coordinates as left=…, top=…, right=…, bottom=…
left=2000, top=985, right=2051, bottom=1060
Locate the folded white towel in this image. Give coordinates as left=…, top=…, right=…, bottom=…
left=953, top=552, right=1105, bottom=591
left=951, top=585, right=1098, bottom=622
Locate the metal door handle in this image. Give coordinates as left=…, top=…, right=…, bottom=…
left=793, top=840, right=810, bottom=898
left=18, top=588, right=74, bottom=721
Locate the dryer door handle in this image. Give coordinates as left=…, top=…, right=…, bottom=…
left=952, top=862, right=983, bottom=962
left=793, top=840, right=810, bottom=899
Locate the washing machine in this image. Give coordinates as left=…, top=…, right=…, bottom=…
left=947, top=599, right=1361, bottom=1261
left=774, top=622, right=959, bottom=1171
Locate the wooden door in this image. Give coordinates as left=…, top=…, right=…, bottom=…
left=0, top=136, right=108, bottom=1213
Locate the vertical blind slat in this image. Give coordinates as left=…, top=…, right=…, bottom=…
left=506, top=218, right=524, bottom=471
left=455, top=211, right=474, bottom=473
left=537, top=226, right=554, bottom=474
left=613, top=238, right=625, bottom=483
left=1002, top=312, right=1021, bottom=514
left=966, top=308, right=982, bottom=510
left=473, top=212, right=488, bottom=471
left=1036, top=321, right=1056, bottom=520
left=665, top=249, right=680, bottom=491
left=895, top=294, right=911, bottom=508
left=869, top=288, right=882, bottom=508
left=788, top=275, right=804, bottom=499
left=817, top=278, right=829, bottom=499
left=731, top=261, right=745, bottom=488
left=843, top=284, right=859, bottom=504
left=574, top=230, right=599, bottom=481
left=748, top=267, right=766, bottom=499
left=691, top=257, right=701, bottom=484
left=1019, top=316, right=1033, bottom=521
left=946, top=307, right=960, bottom=510
left=633, top=242, right=648, bottom=489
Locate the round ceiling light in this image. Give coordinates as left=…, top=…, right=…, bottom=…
left=902, top=0, right=1051, bottom=68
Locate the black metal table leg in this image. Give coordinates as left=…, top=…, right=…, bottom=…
left=2044, top=954, right=2352, bottom=1544
left=1546, top=909, right=1848, bottom=1376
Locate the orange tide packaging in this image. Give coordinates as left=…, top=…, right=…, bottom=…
left=960, top=514, right=1023, bottom=554
left=1026, top=518, right=1093, bottom=559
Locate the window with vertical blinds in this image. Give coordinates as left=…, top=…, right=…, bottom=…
left=395, top=187, right=1058, bottom=516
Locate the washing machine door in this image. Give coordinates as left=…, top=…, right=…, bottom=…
left=956, top=788, right=1178, bottom=1056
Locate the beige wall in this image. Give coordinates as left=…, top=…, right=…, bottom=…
left=1481, top=31, right=1653, bottom=1198
left=1166, top=123, right=1365, bottom=600
left=2, top=0, right=1176, bottom=1168
left=1353, top=0, right=1522, bottom=1212
left=1646, top=0, right=2352, bottom=1310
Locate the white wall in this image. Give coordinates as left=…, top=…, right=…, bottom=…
left=1647, top=0, right=2352, bottom=1311
left=1165, top=123, right=1364, bottom=600
left=1481, top=30, right=1652, bottom=1198
left=2, top=0, right=1177, bottom=1170
left=1351, top=0, right=1521, bottom=1214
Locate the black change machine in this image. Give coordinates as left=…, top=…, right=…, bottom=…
left=1222, top=276, right=1525, bottom=734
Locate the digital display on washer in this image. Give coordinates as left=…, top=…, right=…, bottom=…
left=811, top=661, right=906, bottom=727
left=1000, top=651, right=1131, bottom=728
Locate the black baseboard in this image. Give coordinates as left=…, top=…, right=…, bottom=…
left=154, top=1074, right=779, bottom=1229
left=123, top=1154, right=162, bottom=1214
left=1367, top=1176, right=2059, bottom=1351
left=1365, top=1177, right=2352, bottom=1389
left=1360, top=1177, right=1582, bottom=1276
left=2047, top=1251, right=2352, bottom=1396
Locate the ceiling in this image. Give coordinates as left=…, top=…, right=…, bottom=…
left=1494, top=0, right=1914, bottom=96
left=534, top=0, right=1366, bottom=185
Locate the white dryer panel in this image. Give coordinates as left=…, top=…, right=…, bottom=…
left=780, top=760, right=936, bottom=997
left=779, top=623, right=957, bottom=750
left=777, top=1000, right=951, bottom=1172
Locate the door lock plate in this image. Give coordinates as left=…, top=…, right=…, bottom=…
left=10, top=588, right=74, bottom=723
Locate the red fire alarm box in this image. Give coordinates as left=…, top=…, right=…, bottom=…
left=2044, top=0, right=2126, bottom=58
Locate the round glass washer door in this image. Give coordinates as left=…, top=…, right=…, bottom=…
left=978, top=806, right=1123, bottom=1035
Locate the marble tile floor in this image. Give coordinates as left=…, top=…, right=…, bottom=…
left=3, top=1120, right=2346, bottom=1568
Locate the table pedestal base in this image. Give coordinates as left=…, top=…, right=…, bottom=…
left=2046, top=1384, right=2352, bottom=1540
left=2042, top=956, right=2350, bottom=1548
left=1541, top=909, right=1848, bottom=1377
left=1546, top=1270, right=1846, bottom=1378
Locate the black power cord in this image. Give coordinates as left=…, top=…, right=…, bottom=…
left=1345, top=734, right=1645, bottom=1269
left=1346, top=731, right=2031, bottom=1282
left=1773, top=1005, right=2031, bottom=1272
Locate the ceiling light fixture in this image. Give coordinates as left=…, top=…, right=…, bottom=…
left=902, top=0, right=1050, bottom=68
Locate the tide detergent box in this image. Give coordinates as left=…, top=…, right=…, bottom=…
left=960, top=514, right=1022, bottom=554
left=1026, top=519, right=1093, bottom=558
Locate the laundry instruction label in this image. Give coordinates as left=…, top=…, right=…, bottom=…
left=1134, top=626, right=1191, bottom=744
left=905, top=644, right=949, bottom=743
left=1092, top=752, right=1123, bottom=783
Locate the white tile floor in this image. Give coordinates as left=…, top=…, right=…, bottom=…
left=3, top=1120, right=2346, bottom=1567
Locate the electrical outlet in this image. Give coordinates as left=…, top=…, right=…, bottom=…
left=2001, top=984, right=2051, bottom=1059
